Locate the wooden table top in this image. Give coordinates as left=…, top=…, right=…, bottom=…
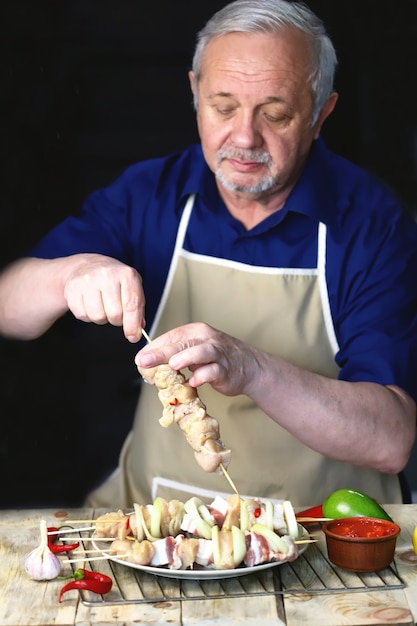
left=1, top=504, right=417, bottom=625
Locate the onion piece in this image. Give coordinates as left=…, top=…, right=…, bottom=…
left=184, top=497, right=214, bottom=540
left=134, top=503, right=159, bottom=542
left=150, top=498, right=164, bottom=538
left=250, top=523, right=289, bottom=555
left=231, top=525, right=246, bottom=567
left=283, top=500, right=300, bottom=538
left=264, top=499, right=274, bottom=530
left=133, top=503, right=145, bottom=541
left=240, top=499, right=250, bottom=532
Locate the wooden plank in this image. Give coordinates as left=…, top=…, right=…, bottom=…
left=1, top=506, right=416, bottom=625
left=284, top=588, right=414, bottom=626
left=0, top=508, right=180, bottom=626
left=75, top=599, right=180, bottom=625
left=181, top=595, right=285, bottom=625
left=386, top=504, right=417, bottom=624
left=283, top=505, right=415, bottom=626
left=0, top=509, right=88, bottom=626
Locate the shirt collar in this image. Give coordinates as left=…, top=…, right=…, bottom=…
left=182, top=138, right=339, bottom=226
left=283, top=137, right=339, bottom=225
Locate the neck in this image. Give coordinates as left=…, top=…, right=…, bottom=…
left=218, top=185, right=289, bottom=230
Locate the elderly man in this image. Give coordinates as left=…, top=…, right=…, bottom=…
left=1, top=0, right=416, bottom=507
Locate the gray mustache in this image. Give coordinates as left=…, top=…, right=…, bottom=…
left=217, top=149, right=272, bottom=166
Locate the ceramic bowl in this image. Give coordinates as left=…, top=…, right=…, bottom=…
left=322, top=516, right=401, bottom=572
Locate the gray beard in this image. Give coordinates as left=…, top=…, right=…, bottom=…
left=215, top=147, right=278, bottom=195
left=215, top=168, right=278, bottom=195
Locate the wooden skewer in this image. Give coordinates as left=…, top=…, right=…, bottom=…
left=63, top=554, right=129, bottom=564
left=63, top=513, right=327, bottom=527
left=72, top=549, right=116, bottom=554
left=220, top=463, right=239, bottom=497
left=295, top=517, right=332, bottom=523
left=64, top=536, right=317, bottom=566
left=141, top=328, right=152, bottom=343
left=59, top=536, right=117, bottom=542
left=47, top=525, right=95, bottom=534
left=61, top=520, right=127, bottom=524
left=69, top=534, right=317, bottom=545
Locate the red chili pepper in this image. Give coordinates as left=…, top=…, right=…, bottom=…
left=47, top=527, right=80, bottom=554
left=254, top=507, right=262, bottom=518
left=59, top=568, right=112, bottom=602
left=169, top=397, right=179, bottom=405
left=295, top=504, right=324, bottom=519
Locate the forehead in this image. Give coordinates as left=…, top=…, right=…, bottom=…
left=199, top=29, right=312, bottom=94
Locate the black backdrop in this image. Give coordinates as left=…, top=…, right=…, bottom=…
left=2, top=1, right=417, bottom=508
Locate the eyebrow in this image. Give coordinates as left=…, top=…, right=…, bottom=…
left=208, top=93, right=287, bottom=105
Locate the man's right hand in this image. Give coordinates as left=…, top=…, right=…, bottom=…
left=0, top=253, right=146, bottom=342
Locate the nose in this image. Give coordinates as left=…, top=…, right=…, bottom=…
left=230, top=109, right=263, bottom=149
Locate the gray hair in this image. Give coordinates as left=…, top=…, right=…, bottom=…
left=191, top=0, right=338, bottom=126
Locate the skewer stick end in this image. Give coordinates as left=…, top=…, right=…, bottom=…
left=220, top=463, right=240, bottom=497
left=141, top=328, right=152, bottom=343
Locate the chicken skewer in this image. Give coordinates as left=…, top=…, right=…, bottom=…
left=62, top=496, right=312, bottom=571
left=93, top=494, right=300, bottom=543
left=107, top=526, right=298, bottom=570
left=138, top=330, right=232, bottom=474
left=92, top=494, right=300, bottom=571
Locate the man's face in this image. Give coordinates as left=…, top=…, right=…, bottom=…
left=190, top=29, right=329, bottom=201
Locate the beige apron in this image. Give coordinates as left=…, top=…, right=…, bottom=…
left=88, top=194, right=401, bottom=508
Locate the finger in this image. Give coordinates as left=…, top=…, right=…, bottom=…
left=135, top=344, right=182, bottom=368
left=189, top=362, right=234, bottom=394
left=169, top=342, right=217, bottom=371
left=187, top=362, right=219, bottom=387
left=98, top=280, right=125, bottom=327
left=66, top=283, right=108, bottom=324
left=81, top=290, right=111, bottom=325
left=66, top=288, right=89, bottom=322
left=120, top=273, right=145, bottom=342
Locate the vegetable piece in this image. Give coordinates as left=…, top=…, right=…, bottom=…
left=231, top=525, right=246, bottom=567
left=184, top=497, right=214, bottom=539
left=250, top=523, right=289, bottom=555
left=25, top=519, right=62, bottom=580
left=211, top=526, right=235, bottom=569
left=322, top=489, right=393, bottom=522
left=283, top=500, right=300, bottom=538
left=59, top=568, right=112, bottom=602
left=133, top=502, right=145, bottom=541
left=295, top=504, right=324, bottom=519
left=212, top=525, right=222, bottom=569
left=412, top=526, right=417, bottom=555
left=47, top=527, right=80, bottom=554
left=167, top=500, right=185, bottom=537
left=264, top=500, right=274, bottom=530
left=150, top=498, right=163, bottom=538
left=134, top=503, right=159, bottom=541
left=240, top=499, right=250, bottom=532
left=222, top=494, right=241, bottom=531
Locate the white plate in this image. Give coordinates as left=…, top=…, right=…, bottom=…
left=92, top=526, right=309, bottom=580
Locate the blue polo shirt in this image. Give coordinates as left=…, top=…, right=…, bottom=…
left=31, top=138, right=417, bottom=401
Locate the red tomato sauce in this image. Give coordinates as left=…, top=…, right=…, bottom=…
left=330, top=518, right=397, bottom=539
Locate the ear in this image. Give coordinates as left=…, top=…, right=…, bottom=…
left=313, top=92, right=338, bottom=139
left=189, top=71, right=196, bottom=95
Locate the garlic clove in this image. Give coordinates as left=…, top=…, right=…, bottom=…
left=24, top=519, right=62, bottom=581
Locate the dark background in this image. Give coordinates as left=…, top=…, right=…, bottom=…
left=2, top=1, right=417, bottom=508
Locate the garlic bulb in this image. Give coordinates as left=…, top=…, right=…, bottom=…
left=24, top=519, right=62, bottom=580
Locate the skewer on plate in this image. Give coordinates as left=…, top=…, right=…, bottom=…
left=63, top=554, right=129, bottom=564
left=295, top=517, right=332, bottom=523
left=47, top=525, right=95, bottom=534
